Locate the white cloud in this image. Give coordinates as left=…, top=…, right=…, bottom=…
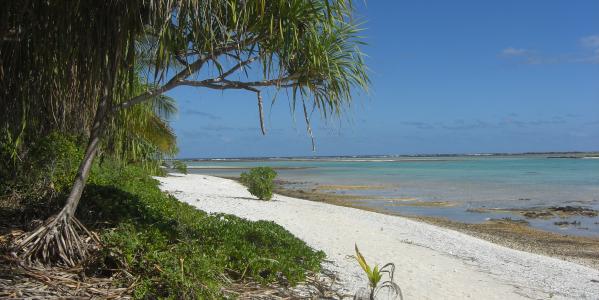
left=501, top=47, right=531, bottom=57
left=580, top=35, right=599, bottom=63
left=501, top=35, right=599, bottom=65
left=500, top=47, right=551, bottom=64
left=580, top=35, right=599, bottom=50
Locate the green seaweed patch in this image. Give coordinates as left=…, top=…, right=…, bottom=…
left=378, top=197, right=418, bottom=202
left=274, top=187, right=369, bottom=202
left=486, top=217, right=530, bottom=226
left=385, top=201, right=457, bottom=207
left=314, top=184, right=392, bottom=191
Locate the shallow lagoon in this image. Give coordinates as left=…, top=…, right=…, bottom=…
left=186, top=155, right=599, bottom=236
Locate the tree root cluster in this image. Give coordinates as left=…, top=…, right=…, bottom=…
left=12, top=212, right=100, bottom=267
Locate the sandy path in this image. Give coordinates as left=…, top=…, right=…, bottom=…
left=158, top=174, right=599, bottom=299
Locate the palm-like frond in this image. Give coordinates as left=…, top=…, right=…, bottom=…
left=355, top=244, right=403, bottom=300
left=2, top=0, right=368, bottom=154
left=104, top=81, right=178, bottom=164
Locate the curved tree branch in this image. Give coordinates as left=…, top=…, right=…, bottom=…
left=117, top=36, right=262, bottom=111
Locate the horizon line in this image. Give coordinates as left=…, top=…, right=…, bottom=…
left=173, top=150, right=599, bottom=161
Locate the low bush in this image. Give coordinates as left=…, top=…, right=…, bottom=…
left=1, top=132, right=83, bottom=193
left=0, top=132, right=84, bottom=219
left=240, top=167, right=277, bottom=200
left=172, top=160, right=188, bottom=174
left=28, top=132, right=84, bottom=193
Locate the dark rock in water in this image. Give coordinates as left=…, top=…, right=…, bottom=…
left=549, top=206, right=598, bottom=217
left=465, top=205, right=599, bottom=220
left=523, top=211, right=553, bottom=219
left=523, top=206, right=597, bottom=219
left=554, top=220, right=582, bottom=227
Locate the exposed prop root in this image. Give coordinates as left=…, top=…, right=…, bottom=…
left=12, top=211, right=100, bottom=267
left=0, top=255, right=133, bottom=299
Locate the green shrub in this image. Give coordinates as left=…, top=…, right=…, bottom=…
left=0, top=132, right=83, bottom=202
left=172, top=160, right=188, bottom=174
left=240, top=167, right=277, bottom=200
left=27, top=132, right=84, bottom=192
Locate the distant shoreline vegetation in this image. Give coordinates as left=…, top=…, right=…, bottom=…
left=170, top=151, right=599, bottom=162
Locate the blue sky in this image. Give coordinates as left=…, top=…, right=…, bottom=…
left=167, top=1, right=599, bottom=158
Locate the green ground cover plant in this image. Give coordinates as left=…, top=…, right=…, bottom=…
left=79, top=163, right=324, bottom=298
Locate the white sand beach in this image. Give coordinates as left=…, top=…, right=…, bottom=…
left=158, top=174, right=599, bottom=299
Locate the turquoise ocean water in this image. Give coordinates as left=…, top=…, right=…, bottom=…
left=185, top=155, right=599, bottom=236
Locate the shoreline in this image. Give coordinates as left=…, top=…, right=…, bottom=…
left=273, top=184, right=599, bottom=270
left=159, top=174, right=599, bottom=299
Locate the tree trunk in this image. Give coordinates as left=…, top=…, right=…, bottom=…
left=14, top=95, right=108, bottom=266
left=61, top=96, right=108, bottom=219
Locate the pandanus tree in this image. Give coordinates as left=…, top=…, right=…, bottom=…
left=1, top=0, right=368, bottom=266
